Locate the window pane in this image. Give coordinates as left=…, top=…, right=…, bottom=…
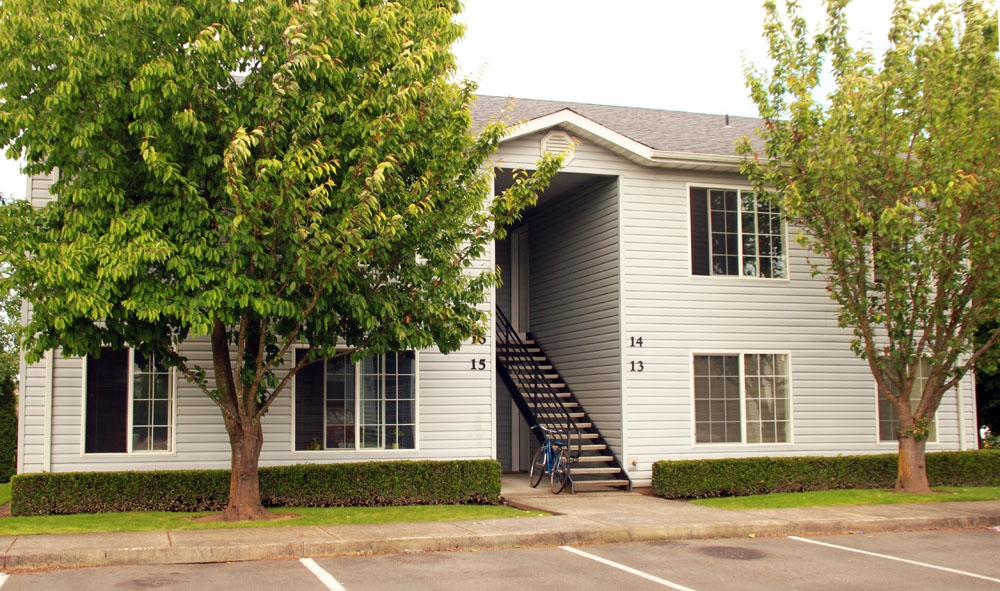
left=153, top=374, right=169, bottom=399
left=743, top=354, right=790, bottom=443
left=694, top=355, right=742, bottom=443
left=132, top=400, right=150, bottom=427
left=153, top=400, right=169, bottom=425
left=132, top=427, right=151, bottom=451
left=152, top=427, right=169, bottom=451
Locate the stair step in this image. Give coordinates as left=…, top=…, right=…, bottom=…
left=537, top=426, right=595, bottom=436
left=570, top=466, right=621, bottom=475
left=570, top=479, right=631, bottom=488
left=529, top=402, right=579, bottom=409
left=579, top=444, right=607, bottom=451
left=574, top=455, right=615, bottom=463
left=535, top=412, right=585, bottom=419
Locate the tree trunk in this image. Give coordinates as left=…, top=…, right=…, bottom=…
left=895, top=435, right=932, bottom=493
left=219, top=413, right=275, bottom=521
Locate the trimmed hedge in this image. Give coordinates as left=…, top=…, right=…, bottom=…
left=11, top=459, right=501, bottom=516
left=652, top=450, right=1000, bottom=499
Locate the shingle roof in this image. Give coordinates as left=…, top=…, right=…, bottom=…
left=471, top=95, right=763, bottom=158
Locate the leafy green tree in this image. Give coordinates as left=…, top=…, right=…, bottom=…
left=0, top=0, right=560, bottom=520
left=0, top=263, right=18, bottom=482
left=740, top=0, right=1000, bottom=493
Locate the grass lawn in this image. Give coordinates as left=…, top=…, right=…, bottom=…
left=0, top=498, right=546, bottom=536
left=690, top=486, right=1000, bottom=510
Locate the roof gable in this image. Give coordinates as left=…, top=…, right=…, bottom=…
left=471, top=95, right=764, bottom=171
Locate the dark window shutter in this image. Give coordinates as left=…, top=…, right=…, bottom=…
left=85, top=348, right=128, bottom=453
left=294, top=350, right=325, bottom=450
left=690, top=188, right=710, bottom=275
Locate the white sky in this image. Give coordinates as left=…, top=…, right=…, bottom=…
left=0, top=0, right=965, bottom=201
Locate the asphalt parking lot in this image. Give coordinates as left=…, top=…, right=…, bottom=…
left=3, top=528, right=999, bottom=590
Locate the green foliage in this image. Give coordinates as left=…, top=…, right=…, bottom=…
left=652, top=451, right=1000, bottom=499
left=0, top=375, right=16, bottom=483
left=738, top=0, right=1000, bottom=470
left=10, top=459, right=501, bottom=516
left=0, top=0, right=560, bottom=512
left=975, top=320, right=1000, bottom=434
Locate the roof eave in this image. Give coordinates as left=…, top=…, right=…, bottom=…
left=500, top=109, right=744, bottom=173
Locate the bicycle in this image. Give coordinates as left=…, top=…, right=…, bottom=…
left=529, top=424, right=570, bottom=494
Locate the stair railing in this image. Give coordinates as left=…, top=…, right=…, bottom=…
left=495, top=307, right=581, bottom=460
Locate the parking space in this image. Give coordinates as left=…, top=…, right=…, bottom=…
left=2, top=529, right=999, bottom=590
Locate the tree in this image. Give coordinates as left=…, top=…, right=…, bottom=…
left=739, top=0, right=1000, bottom=493
left=0, top=0, right=561, bottom=520
left=0, top=259, right=18, bottom=482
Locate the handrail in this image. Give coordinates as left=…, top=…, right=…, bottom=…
left=495, top=307, right=581, bottom=460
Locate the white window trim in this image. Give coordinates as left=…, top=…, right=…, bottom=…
left=690, top=350, right=795, bottom=447
left=290, top=347, right=421, bottom=454
left=79, top=348, right=177, bottom=456
left=685, top=182, right=791, bottom=282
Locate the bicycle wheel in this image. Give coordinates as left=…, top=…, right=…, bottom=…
left=550, top=447, right=570, bottom=494
left=529, top=445, right=546, bottom=488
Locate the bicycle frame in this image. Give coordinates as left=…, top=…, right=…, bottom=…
left=529, top=425, right=570, bottom=493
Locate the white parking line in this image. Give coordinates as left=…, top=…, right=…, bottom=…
left=789, top=536, right=1000, bottom=584
left=561, top=546, right=699, bottom=591
left=300, top=558, right=348, bottom=591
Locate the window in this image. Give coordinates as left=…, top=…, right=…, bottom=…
left=85, top=348, right=173, bottom=453
left=694, top=353, right=790, bottom=443
left=878, top=359, right=937, bottom=442
left=295, top=350, right=416, bottom=451
left=690, top=187, right=785, bottom=278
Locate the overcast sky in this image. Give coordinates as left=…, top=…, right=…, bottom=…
left=0, top=0, right=956, bottom=201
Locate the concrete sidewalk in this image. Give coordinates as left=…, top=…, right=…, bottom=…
left=2, top=474, right=999, bottom=572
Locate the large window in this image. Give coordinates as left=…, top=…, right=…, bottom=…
left=694, top=353, right=790, bottom=444
left=878, top=359, right=937, bottom=442
left=690, top=187, right=785, bottom=278
left=295, top=350, right=416, bottom=451
left=85, top=348, right=173, bottom=453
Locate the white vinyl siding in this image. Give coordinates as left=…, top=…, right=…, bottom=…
left=526, top=175, right=623, bottom=453
left=491, top=130, right=978, bottom=488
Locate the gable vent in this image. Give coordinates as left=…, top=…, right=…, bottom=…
left=540, top=130, right=575, bottom=165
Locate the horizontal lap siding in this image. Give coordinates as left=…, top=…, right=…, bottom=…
left=528, top=175, right=623, bottom=452
left=38, top=336, right=495, bottom=473
left=620, top=168, right=977, bottom=486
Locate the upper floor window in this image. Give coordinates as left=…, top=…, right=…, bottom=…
left=690, top=187, right=785, bottom=279
left=85, top=348, right=173, bottom=453
left=294, top=350, right=416, bottom=451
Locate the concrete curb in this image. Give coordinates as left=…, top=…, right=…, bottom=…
left=3, top=511, right=999, bottom=572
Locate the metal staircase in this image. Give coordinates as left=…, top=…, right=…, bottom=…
left=495, top=308, right=631, bottom=492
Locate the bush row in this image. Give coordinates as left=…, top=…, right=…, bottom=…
left=10, top=459, right=502, bottom=516
left=652, top=450, right=1000, bottom=499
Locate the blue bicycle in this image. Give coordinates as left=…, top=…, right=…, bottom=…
left=529, top=425, right=570, bottom=494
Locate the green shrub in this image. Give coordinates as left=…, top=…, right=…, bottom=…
left=0, top=375, right=15, bottom=483
left=652, top=450, right=1000, bottom=499
left=11, top=459, right=501, bottom=516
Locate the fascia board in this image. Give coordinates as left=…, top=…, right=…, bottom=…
left=500, top=109, right=744, bottom=172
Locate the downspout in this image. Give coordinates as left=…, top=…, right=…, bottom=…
left=959, top=373, right=975, bottom=450
left=43, top=350, right=53, bottom=472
